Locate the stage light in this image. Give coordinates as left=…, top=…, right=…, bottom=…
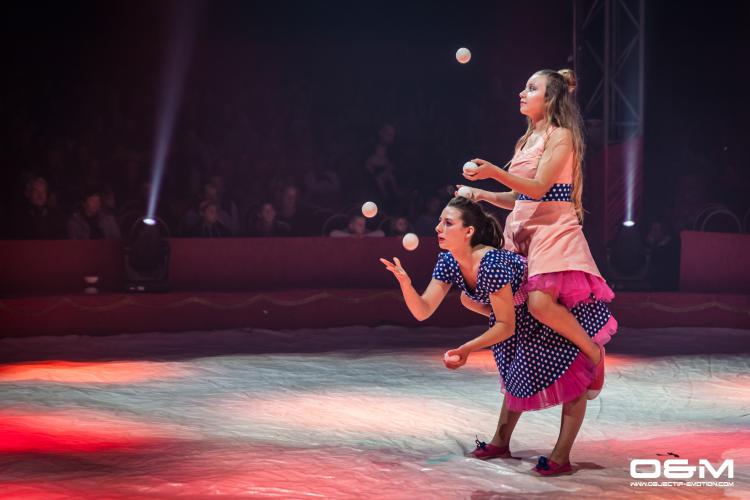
left=606, top=223, right=649, bottom=290
left=125, top=217, right=170, bottom=293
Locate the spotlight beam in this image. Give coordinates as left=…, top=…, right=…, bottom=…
left=623, top=137, right=638, bottom=226
left=146, top=0, right=201, bottom=221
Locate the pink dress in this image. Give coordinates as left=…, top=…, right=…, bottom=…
left=502, top=129, right=615, bottom=309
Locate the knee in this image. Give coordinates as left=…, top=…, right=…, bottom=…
left=527, top=291, right=553, bottom=322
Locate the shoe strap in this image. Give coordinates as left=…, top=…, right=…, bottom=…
left=474, top=435, right=487, bottom=450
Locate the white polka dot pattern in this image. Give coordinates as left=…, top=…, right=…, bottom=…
left=431, top=249, right=613, bottom=398
left=518, top=183, right=572, bottom=202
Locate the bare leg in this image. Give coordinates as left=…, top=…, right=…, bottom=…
left=489, top=396, right=522, bottom=448
left=548, top=394, right=587, bottom=465
left=459, top=295, right=520, bottom=447
left=527, top=290, right=601, bottom=364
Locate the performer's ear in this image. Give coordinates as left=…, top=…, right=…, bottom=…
left=465, top=226, right=475, bottom=240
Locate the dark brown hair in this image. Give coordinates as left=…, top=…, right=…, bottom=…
left=447, top=197, right=504, bottom=248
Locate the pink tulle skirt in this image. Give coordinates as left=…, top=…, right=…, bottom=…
left=501, top=315, right=618, bottom=413
left=527, top=270, right=615, bottom=309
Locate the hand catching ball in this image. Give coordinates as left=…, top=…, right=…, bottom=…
left=463, top=161, right=478, bottom=173
left=457, top=186, right=473, bottom=199
left=444, top=352, right=461, bottom=363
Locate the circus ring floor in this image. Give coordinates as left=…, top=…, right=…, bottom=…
left=0, top=324, right=747, bottom=499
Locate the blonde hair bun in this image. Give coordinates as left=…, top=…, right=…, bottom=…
left=558, top=68, right=577, bottom=94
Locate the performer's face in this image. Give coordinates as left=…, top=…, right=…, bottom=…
left=519, top=73, right=546, bottom=119
left=436, top=206, right=473, bottom=250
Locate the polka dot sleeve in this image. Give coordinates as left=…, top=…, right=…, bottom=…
left=481, top=251, right=514, bottom=294
left=431, top=252, right=454, bottom=285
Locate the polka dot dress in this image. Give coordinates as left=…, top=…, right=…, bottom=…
left=518, top=183, right=572, bottom=201
left=432, top=249, right=611, bottom=399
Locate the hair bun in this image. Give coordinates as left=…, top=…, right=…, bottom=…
left=558, top=68, right=577, bottom=94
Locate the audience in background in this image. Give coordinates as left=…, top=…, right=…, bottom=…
left=3, top=44, right=745, bottom=296
left=13, top=177, right=65, bottom=239
left=67, top=189, right=121, bottom=240
left=275, top=185, right=312, bottom=236
left=385, top=216, right=412, bottom=237
left=329, top=215, right=385, bottom=238
left=184, top=201, right=232, bottom=238
left=247, top=202, right=291, bottom=237
left=207, top=175, right=241, bottom=235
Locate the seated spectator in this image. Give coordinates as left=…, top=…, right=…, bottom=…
left=386, top=215, right=412, bottom=237
left=330, top=215, right=385, bottom=238
left=67, top=189, right=122, bottom=240
left=183, top=201, right=232, bottom=238
left=180, top=181, right=236, bottom=236
left=276, top=184, right=313, bottom=236
left=207, top=175, right=241, bottom=234
left=247, top=202, right=291, bottom=237
left=13, top=176, right=65, bottom=239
